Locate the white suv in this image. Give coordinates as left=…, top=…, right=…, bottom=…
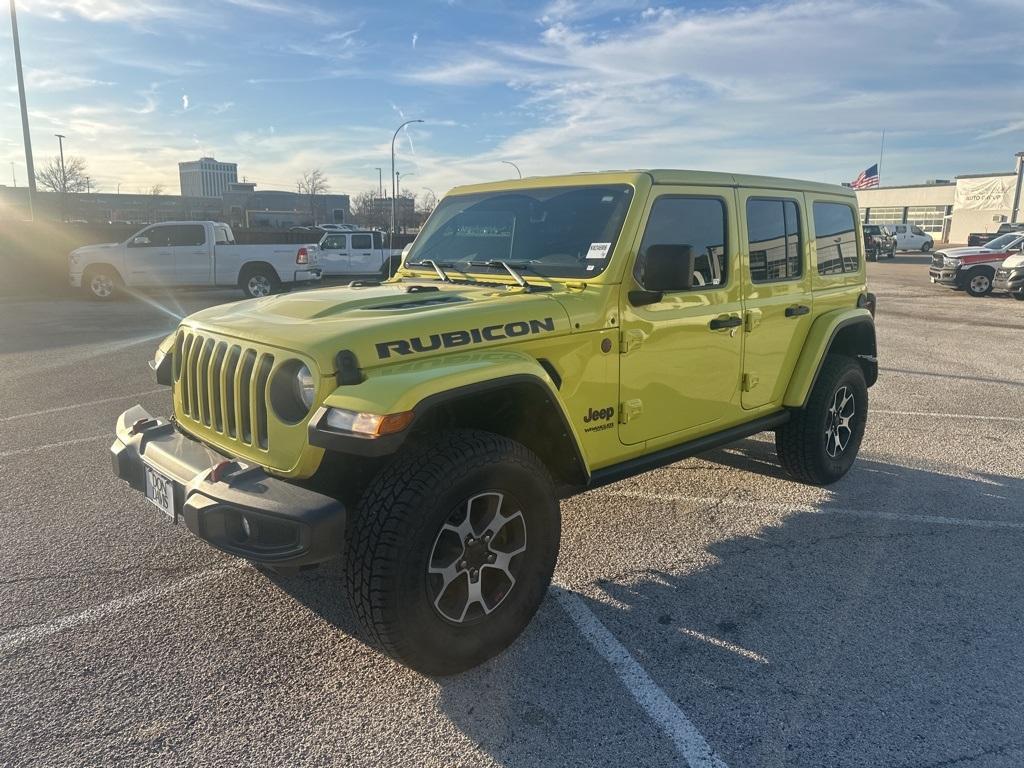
left=890, top=223, right=934, bottom=253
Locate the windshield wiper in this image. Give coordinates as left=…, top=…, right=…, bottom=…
left=409, top=259, right=452, bottom=282
left=466, top=260, right=542, bottom=291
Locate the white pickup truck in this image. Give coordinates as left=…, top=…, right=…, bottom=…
left=314, top=229, right=403, bottom=278
left=68, top=221, right=322, bottom=300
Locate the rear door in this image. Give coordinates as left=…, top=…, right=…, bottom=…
left=126, top=225, right=175, bottom=285
left=172, top=224, right=212, bottom=285
left=738, top=191, right=814, bottom=410
left=318, top=234, right=350, bottom=275
left=348, top=233, right=380, bottom=273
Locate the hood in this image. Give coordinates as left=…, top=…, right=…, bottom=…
left=935, top=246, right=999, bottom=259
left=1001, top=253, right=1024, bottom=269
left=72, top=242, right=122, bottom=254
left=182, top=279, right=577, bottom=375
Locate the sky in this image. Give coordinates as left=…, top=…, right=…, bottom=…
left=2, top=0, right=1022, bottom=202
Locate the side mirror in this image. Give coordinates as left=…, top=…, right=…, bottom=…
left=630, top=244, right=695, bottom=306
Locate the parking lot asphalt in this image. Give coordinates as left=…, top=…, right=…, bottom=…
left=2, top=254, right=1023, bottom=767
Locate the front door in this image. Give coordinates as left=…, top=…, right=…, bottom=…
left=618, top=189, right=744, bottom=446
left=318, top=234, right=350, bottom=275
left=738, top=192, right=814, bottom=410
left=348, top=233, right=381, bottom=273
left=126, top=225, right=175, bottom=286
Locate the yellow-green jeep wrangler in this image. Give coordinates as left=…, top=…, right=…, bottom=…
left=112, top=170, right=877, bottom=675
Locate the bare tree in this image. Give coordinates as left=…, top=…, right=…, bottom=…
left=149, top=183, right=165, bottom=197
left=418, top=189, right=438, bottom=217
left=36, top=156, right=89, bottom=193
left=296, top=169, right=330, bottom=224
left=350, top=189, right=388, bottom=230
left=143, top=183, right=165, bottom=222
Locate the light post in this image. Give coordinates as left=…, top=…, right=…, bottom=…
left=54, top=133, right=66, bottom=221
left=396, top=171, right=415, bottom=234
left=501, top=160, right=522, bottom=179
left=391, top=118, right=423, bottom=255
left=375, top=166, right=383, bottom=199
left=10, top=0, right=35, bottom=220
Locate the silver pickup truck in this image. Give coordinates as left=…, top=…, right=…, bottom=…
left=68, top=221, right=322, bottom=300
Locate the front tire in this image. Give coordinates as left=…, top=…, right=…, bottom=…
left=965, top=268, right=994, bottom=297
left=776, top=355, right=868, bottom=485
left=921, top=241, right=932, bottom=253
left=345, top=430, right=560, bottom=676
left=83, top=265, right=121, bottom=301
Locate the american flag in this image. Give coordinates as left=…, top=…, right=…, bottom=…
left=851, top=163, right=879, bottom=189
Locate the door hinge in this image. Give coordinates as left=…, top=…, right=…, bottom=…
left=744, top=308, right=763, bottom=333
left=619, top=399, right=643, bottom=424
left=619, top=329, right=647, bottom=354
left=742, top=373, right=759, bottom=392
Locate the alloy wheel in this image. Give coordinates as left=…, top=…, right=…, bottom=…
left=824, top=385, right=855, bottom=459
left=427, top=491, right=527, bottom=624
left=247, top=275, right=272, bottom=297
left=90, top=274, right=113, bottom=298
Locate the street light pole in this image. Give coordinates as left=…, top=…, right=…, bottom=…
left=375, top=167, right=382, bottom=199
left=10, top=0, right=35, bottom=220
left=390, top=118, right=423, bottom=260
left=54, top=133, right=66, bottom=221
left=501, top=160, right=522, bottom=179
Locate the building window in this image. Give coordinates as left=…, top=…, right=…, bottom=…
left=747, top=198, right=802, bottom=283
left=865, top=206, right=905, bottom=225
left=906, top=205, right=946, bottom=235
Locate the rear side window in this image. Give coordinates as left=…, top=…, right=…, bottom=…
left=168, top=225, right=205, bottom=247
left=635, top=196, right=728, bottom=289
left=747, top=198, right=802, bottom=283
left=351, top=234, right=372, bottom=249
left=813, top=202, right=859, bottom=275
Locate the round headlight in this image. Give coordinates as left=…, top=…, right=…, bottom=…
left=294, top=364, right=315, bottom=410
left=270, top=360, right=317, bottom=423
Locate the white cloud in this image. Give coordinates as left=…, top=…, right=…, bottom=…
left=181, top=94, right=189, bottom=110
left=15, top=68, right=114, bottom=91
left=412, top=32, right=419, bottom=48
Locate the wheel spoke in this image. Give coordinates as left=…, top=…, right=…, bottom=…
left=460, top=577, right=487, bottom=621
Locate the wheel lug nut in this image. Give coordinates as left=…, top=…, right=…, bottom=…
left=487, top=553, right=496, bottom=563
left=459, top=560, right=468, bottom=569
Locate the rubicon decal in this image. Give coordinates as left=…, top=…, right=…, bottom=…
left=376, top=317, right=556, bottom=359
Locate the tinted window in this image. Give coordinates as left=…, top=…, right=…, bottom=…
left=168, top=225, right=205, bottom=247
left=351, top=234, right=372, bottom=249
left=814, top=202, right=859, bottom=275
left=747, top=199, right=802, bottom=283
left=635, top=196, right=728, bottom=290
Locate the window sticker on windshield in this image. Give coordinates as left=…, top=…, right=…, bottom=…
left=586, top=242, right=612, bottom=260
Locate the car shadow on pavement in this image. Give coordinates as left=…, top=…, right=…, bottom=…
left=266, top=439, right=1024, bottom=768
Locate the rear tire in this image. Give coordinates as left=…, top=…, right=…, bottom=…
left=775, top=355, right=868, bottom=486
left=345, top=430, right=560, bottom=676
left=83, top=265, right=121, bottom=301
left=239, top=265, right=280, bottom=298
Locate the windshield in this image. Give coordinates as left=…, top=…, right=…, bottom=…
left=984, top=233, right=1019, bottom=250
left=406, top=184, right=634, bottom=279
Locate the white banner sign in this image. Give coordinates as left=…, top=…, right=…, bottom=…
left=954, top=175, right=1016, bottom=211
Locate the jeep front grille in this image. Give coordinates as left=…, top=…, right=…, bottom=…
left=174, top=330, right=274, bottom=450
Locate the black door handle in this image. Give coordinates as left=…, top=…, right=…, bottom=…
left=785, top=305, right=810, bottom=318
left=709, top=315, right=742, bottom=330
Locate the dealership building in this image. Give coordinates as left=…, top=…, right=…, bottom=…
left=855, top=152, right=1024, bottom=244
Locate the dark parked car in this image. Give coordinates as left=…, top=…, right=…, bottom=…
left=967, top=222, right=1024, bottom=247
left=863, top=224, right=895, bottom=261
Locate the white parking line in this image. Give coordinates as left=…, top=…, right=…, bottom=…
left=0, top=565, right=236, bottom=655
left=0, top=389, right=165, bottom=423
left=678, top=628, right=768, bottom=665
left=0, top=435, right=110, bottom=459
left=599, top=492, right=1024, bottom=531
left=872, top=408, right=1024, bottom=423
left=554, top=586, right=729, bottom=768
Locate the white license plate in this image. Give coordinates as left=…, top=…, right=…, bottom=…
left=145, top=466, right=176, bottom=520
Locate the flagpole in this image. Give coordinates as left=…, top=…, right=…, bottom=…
left=878, top=129, right=886, bottom=187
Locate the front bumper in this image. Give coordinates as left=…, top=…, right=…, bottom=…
left=69, top=272, right=82, bottom=288
left=111, top=405, right=344, bottom=566
left=928, top=266, right=960, bottom=287
left=992, top=268, right=1024, bottom=294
